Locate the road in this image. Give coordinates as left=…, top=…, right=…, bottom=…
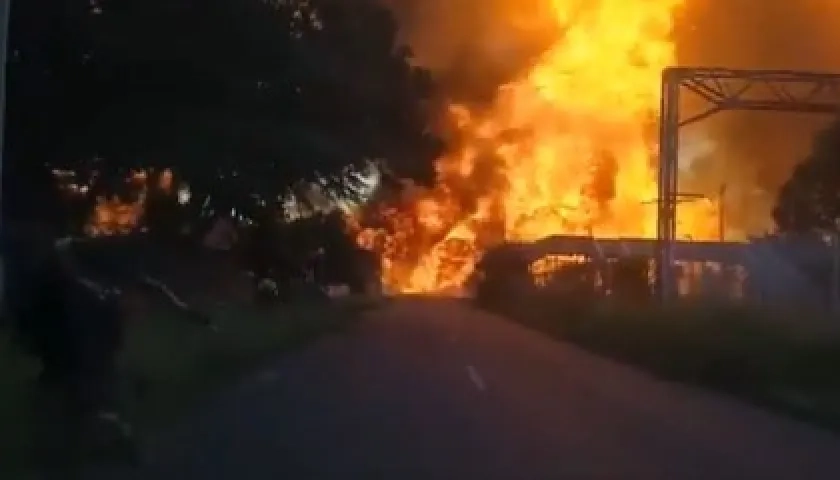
left=92, top=298, right=840, bottom=480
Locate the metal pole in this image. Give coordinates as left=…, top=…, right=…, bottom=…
left=0, top=0, right=10, bottom=313
left=833, top=231, right=840, bottom=315
left=718, top=183, right=727, bottom=242
left=657, top=68, right=680, bottom=303
left=656, top=73, right=668, bottom=302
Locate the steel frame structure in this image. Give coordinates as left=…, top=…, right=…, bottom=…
left=656, top=67, right=840, bottom=301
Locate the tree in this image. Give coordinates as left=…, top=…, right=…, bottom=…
left=5, top=0, right=442, bottom=231
left=774, top=118, right=840, bottom=233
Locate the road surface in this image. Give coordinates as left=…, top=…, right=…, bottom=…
left=93, top=298, right=840, bottom=479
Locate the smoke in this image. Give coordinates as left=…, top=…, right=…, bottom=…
left=382, top=0, right=840, bottom=235
left=675, top=0, right=840, bottom=234
left=381, top=0, right=557, bottom=105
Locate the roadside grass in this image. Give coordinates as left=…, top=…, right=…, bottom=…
left=0, top=333, right=41, bottom=480
left=120, top=298, right=369, bottom=425
left=0, top=296, right=374, bottom=479
left=488, top=293, right=840, bottom=430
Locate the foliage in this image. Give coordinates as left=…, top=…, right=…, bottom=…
left=474, top=246, right=533, bottom=310
left=774, top=118, right=840, bottom=232
left=241, top=208, right=378, bottom=291
left=609, top=257, right=652, bottom=303
left=6, top=0, right=442, bottom=225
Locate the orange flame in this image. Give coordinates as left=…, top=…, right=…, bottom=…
left=356, top=0, right=720, bottom=294
left=85, top=169, right=175, bottom=236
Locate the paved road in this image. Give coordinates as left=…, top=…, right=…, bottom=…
left=93, top=298, right=840, bottom=479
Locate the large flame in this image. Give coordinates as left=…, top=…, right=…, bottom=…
left=357, top=0, right=721, bottom=294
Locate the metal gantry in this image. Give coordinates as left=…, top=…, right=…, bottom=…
left=656, top=67, right=840, bottom=302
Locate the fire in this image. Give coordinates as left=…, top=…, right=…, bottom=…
left=356, top=0, right=720, bottom=293
left=87, top=195, right=146, bottom=236
left=85, top=169, right=175, bottom=236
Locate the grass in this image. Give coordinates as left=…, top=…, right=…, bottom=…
left=0, top=334, right=41, bottom=480
left=0, top=296, right=374, bottom=479
left=487, top=293, right=840, bottom=431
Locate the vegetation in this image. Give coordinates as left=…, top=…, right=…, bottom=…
left=6, top=0, right=442, bottom=229
left=0, top=297, right=372, bottom=478
left=3, top=4, right=405, bottom=473
left=774, top=117, right=840, bottom=232
left=4, top=1, right=412, bottom=477
left=486, top=286, right=840, bottom=431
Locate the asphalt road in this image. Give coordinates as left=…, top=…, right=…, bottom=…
left=92, top=298, right=840, bottom=480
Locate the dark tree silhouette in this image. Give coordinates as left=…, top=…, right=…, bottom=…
left=5, top=0, right=442, bottom=229
left=774, top=118, right=840, bottom=232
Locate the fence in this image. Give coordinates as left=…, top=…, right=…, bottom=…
left=476, top=234, right=840, bottom=314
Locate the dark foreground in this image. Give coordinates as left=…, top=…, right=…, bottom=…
left=89, top=298, right=840, bottom=480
